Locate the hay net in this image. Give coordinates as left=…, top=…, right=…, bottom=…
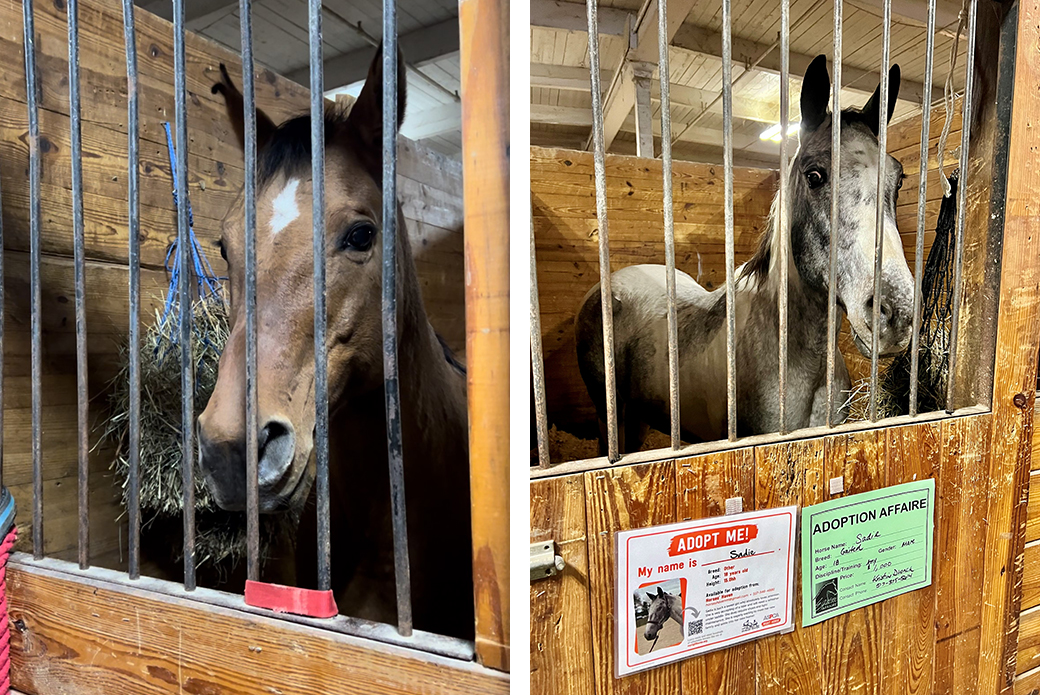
left=866, top=171, right=959, bottom=418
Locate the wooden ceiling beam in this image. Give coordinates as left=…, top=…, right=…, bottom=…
left=286, top=18, right=460, bottom=89
left=532, top=0, right=943, bottom=105
left=531, top=63, right=779, bottom=123
left=587, top=0, right=699, bottom=152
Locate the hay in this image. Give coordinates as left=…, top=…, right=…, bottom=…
left=99, top=289, right=296, bottom=571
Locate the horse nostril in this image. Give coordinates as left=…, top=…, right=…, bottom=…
left=865, top=297, right=892, bottom=322
left=258, top=420, right=295, bottom=487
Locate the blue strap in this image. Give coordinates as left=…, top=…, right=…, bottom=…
left=157, top=122, right=227, bottom=364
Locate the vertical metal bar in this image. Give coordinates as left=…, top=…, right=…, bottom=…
left=530, top=212, right=551, bottom=468
left=172, top=0, right=195, bottom=591
left=382, top=1, right=414, bottom=638
left=721, top=0, right=737, bottom=441
left=68, top=0, right=89, bottom=571
left=586, top=0, right=619, bottom=461
left=869, top=0, right=892, bottom=422
left=777, top=0, right=790, bottom=435
left=239, top=0, right=260, bottom=584
left=945, top=0, right=977, bottom=411
left=825, top=0, right=842, bottom=427
left=658, top=0, right=681, bottom=448
left=122, top=0, right=140, bottom=581
left=308, top=0, right=331, bottom=595
left=23, top=0, right=43, bottom=561
left=910, top=0, right=936, bottom=416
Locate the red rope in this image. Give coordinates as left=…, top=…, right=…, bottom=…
left=0, top=527, right=18, bottom=695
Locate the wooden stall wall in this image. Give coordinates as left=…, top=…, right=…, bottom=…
left=531, top=146, right=777, bottom=442
left=531, top=414, right=989, bottom=695
left=0, top=0, right=464, bottom=567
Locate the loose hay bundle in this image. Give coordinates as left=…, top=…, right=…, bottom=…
left=100, top=291, right=297, bottom=572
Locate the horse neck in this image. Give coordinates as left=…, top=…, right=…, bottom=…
left=382, top=208, right=467, bottom=462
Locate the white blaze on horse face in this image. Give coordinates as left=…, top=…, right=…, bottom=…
left=269, top=178, right=301, bottom=236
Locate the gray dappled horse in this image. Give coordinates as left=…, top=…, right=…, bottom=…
left=644, top=585, right=683, bottom=643
left=576, top=55, right=914, bottom=452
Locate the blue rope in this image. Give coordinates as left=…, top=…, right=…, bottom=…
left=157, top=122, right=226, bottom=367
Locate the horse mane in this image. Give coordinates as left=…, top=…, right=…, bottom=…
left=436, top=332, right=466, bottom=375
left=257, top=104, right=352, bottom=189
left=739, top=219, right=773, bottom=284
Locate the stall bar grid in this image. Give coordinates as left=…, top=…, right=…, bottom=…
left=532, top=0, right=978, bottom=468
left=13, top=0, right=457, bottom=658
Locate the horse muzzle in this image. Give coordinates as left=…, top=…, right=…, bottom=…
left=197, top=418, right=307, bottom=514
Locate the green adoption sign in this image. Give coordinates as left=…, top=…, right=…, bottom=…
left=801, top=479, right=935, bottom=627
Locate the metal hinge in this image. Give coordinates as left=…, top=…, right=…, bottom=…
left=530, top=541, right=565, bottom=581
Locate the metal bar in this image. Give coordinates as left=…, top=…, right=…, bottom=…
left=122, top=0, right=141, bottom=581
left=68, top=0, right=89, bottom=571
left=308, top=0, right=331, bottom=594
left=586, top=0, right=619, bottom=461
left=869, top=0, right=892, bottom=422
left=826, top=0, right=842, bottom=427
left=239, top=0, right=260, bottom=584
left=530, top=212, right=551, bottom=468
left=659, top=0, right=681, bottom=448
left=777, top=1, right=790, bottom=435
left=673, top=0, right=827, bottom=145
left=382, top=0, right=414, bottom=637
left=23, top=0, right=43, bottom=561
left=319, top=7, right=460, bottom=103
left=946, top=0, right=977, bottom=411
left=721, top=0, right=737, bottom=441
left=172, top=0, right=196, bottom=591
left=910, top=0, right=936, bottom=417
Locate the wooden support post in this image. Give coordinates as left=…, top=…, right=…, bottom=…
left=631, top=62, right=655, bottom=158
left=459, top=0, right=510, bottom=672
left=976, top=2, right=1040, bottom=693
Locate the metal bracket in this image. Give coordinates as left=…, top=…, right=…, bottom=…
left=531, top=541, right=565, bottom=581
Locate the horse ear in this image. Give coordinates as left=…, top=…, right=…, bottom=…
left=800, top=55, right=830, bottom=133
left=341, top=44, right=408, bottom=167
left=211, top=63, right=277, bottom=153
left=646, top=592, right=654, bottom=602
left=656, top=586, right=665, bottom=597
left=861, top=64, right=901, bottom=136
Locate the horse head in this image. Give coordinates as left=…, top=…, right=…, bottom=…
left=644, top=585, right=674, bottom=641
left=197, top=48, right=407, bottom=513
left=787, top=54, right=914, bottom=357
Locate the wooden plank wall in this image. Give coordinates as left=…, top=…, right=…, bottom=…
left=530, top=413, right=991, bottom=695
left=531, top=146, right=777, bottom=436
left=531, top=107, right=962, bottom=452
left=1013, top=398, right=1040, bottom=693
left=0, top=0, right=464, bottom=568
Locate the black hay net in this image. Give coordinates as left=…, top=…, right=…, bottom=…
left=877, top=171, right=958, bottom=417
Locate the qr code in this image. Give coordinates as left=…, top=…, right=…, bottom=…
left=687, top=619, right=703, bottom=636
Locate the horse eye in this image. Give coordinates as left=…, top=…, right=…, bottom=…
left=341, top=223, right=376, bottom=252
left=805, top=169, right=827, bottom=190
left=896, top=173, right=906, bottom=190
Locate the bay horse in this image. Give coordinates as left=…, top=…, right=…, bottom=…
left=576, top=55, right=914, bottom=451
left=199, top=49, right=473, bottom=639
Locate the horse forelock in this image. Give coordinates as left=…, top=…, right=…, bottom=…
left=738, top=109, right=880, bottom=289
left=257, top=105, right=353, bottom=190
